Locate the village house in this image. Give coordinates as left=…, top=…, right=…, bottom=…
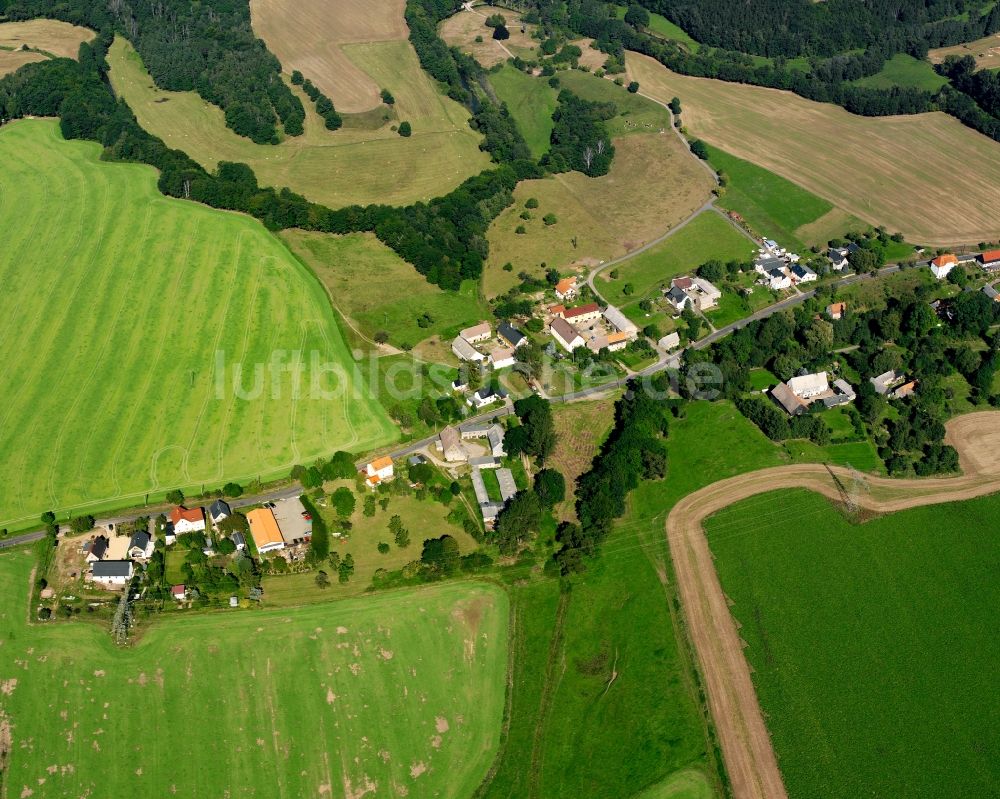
left=459, top=320, right=492, bottom=344
left=827, top=248, right=850, bottom=271
left=787, top=372, right=829, bottom=399
left=127, top=530, right=154, bottom=560
left=246, top=507, right=285, bottom=554
left=665, top=284, right=689, bottom=312
left=548, top=303, right=566, bottom=318
left=763, top=267, right=792, bottom=291
left=461, top=422, right=506, bottom=457
left=562, top=303, right=602, bottom=325
left=823, top=379, right=856, bottom=408
left=85, top=534, right=109, bottom=563
left=209, top=499, right=231, bottom=526
left=930, top=254, right=957, bottom=280
left=550, top=317, right=585, bottom=352
left=489, top=346, right=517, bottom=369
left=438, top=425, right=466, bottom=462
left=554, top=276, right=578, bottom=301
left=658, top=332, right=681, bottom=351
left=467, top=385, right=508, bottom=409
left=826, top=302, right=846, bottom=320
left=91, top=560, right=133, bottom=588
left=982, top=284, right=1000, bottom=302
left=770, top=382, right=807, bottom=415
left=588, top=331, right=629, bottom=353
left=602, top=305, right=639, bottom=338
left=452, top=335, right=485, bottom=363
left=364, top=456, right=394, bottom=488
left=231, top=532, right=246, bottom=552
left=870, top=370, right=904, bottom=396
left=790, top=263, right=817, bottom=284
left=754, top=256, right=786, bottom=275
left=171, top=584, right=186, bottom=601
left=979, top=249, right=1000, bottom=273
left=497, top=321, right=527, bottom=349
left=890, top=380, right=917, bottom=400
left=170, top=506, right=206, bottom=535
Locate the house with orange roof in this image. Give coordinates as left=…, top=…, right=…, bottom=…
left=170, top=505, right=206, bottom=534
left=246, top=507, right=285, bottom=554
left=826, top=302, right=846, bottom=320
left=978, top=249, right=1000, bottom=273
left=930, top=253, right=957, bottom=279
left=364, top=456, right=394, bottom=488
left=554, top=276, right=578, bottom=301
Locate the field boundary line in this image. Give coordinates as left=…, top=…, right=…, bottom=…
left=665, top=410, right=1000, bottom=799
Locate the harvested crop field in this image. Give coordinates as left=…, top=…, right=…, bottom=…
left=0, top=119, right=396, bottom=528
left=484, top=132, right=714, bottom=297
left=627, top=51, right=1000, bottom=246
left=108, top=37, right=491, bottom=209
left=0, top=18, right=94, bottom=75
left=930, top=31, right=1000, bottom=70
left=0, top=550, right=508, bottom=798
left=439, top=6, right=537, bottom=67
left=251, top=0, right=407, bottom=112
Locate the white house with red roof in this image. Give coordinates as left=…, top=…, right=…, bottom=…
left=170, top=506, right=206, bottom=534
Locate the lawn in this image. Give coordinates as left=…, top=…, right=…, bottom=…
left=261, top=486, right=480, bottom=603
left=597, top=211, right=756, bottom=308
left=281, top=229, right=489, bottom=350
left=0, top=18, right=95, bottom=75
left=627, top=50, right=1000, bottom=246
left=249, top=0, right=407, bottom=113
left=485, top=133, right=714, bottom=297
left=748, top=368, right=779, bottom=391
left=851, top=53, right=949, bottom=92
left=704, top=489, right=1000, bottom=798
left=705, top=144, right=855, bottom=251
left=107, top=37, right=491, bottom=209
left=702, top=290, right=756, bottom=329
left=0, top=119, right=396, bottom=530
left=490, top=64, right=558, bottom=157
left=0, top=549, right=507, bottom=798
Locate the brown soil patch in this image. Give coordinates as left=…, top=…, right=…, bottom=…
left=250, top=0, right=406, bottom=112
left=666, top=411, right=1000, bottom=799
left=628, top=50, right=1000, bottom=246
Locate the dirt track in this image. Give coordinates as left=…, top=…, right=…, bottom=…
left=666, top=411, right=1000, bottom=799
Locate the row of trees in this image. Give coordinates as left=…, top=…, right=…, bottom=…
left=291, top=71, right=342, bottom=131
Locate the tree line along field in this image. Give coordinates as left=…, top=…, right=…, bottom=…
left=0, top=120, right=396, bottom=529
left=0, top=19, right=95, bottom=76
left=281, top=230, right=489, bottom=351
left=626, top=51, right=1000, bottom=246
left=930, top=31, right=1000, bottom=70
left=484, top=69, right=714, bottom=298
left=0, top=549, right=507, bottom=798
left=704, top=488, right=1000, bottom=798
left=106, top=37, right=491, bottom=209
left=250, top=0, right=408, bottom=113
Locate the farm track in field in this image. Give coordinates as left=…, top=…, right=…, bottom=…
left=666, top=411, right=1000, bottom=799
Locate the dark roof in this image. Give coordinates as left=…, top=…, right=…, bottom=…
left=791, top=264, right=814, bottom=278
left=846, top=242, right=861, bottom=253
left=497, top=321, right=525, bottom=346
left=92, top=560, right=132, bottom=578
left=231, top=532, right=246, bottom=548
left=666, top=286, right=687, bottom=304
left=478, top=385, right=508, bottom=401
left=90, top=536, right=109, bottom=560
left=128, top=530, right=150, bottom=551
left=209, top=499, right=231, bottom=519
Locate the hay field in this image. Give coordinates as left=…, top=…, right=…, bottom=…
left=0, top=549, right=507, bottom=798
left=250, top=0, right=407, bottom=112
left=0, top=119, right=396, bottom=528
left=107, top=37, right=491, bottom=209
left=705, top=488, right=1000, bottom=798
left=627, top=51, right=1000, bottom=245
left=484, top=132, right=714, bottom=297
left=930, top=31, right=1000, bottom=70
left=281, top=230, right=489, bottom=348
left=0, top=19, right=95, bottom=76
left=549, top=398, right=617, bottom=521
left=439, top=7, right=538, bottom=67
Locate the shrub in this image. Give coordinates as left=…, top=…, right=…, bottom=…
left=515, top=225, right=527, bottom=234
left=543, top=213, right=557, bottom=225
left=525, top=197, right=539, bottom=208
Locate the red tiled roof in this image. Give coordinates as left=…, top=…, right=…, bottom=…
left=931, top=254, right=957, bottom=267
left=980, top=249, right=1000, bottom=264
left=170, top=506, right=204, bottom=525
left=564, top=303, right=599, bottom=319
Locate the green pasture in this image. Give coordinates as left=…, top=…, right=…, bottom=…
left=851, top=53, right=949, bottom=92
left=0, top=549, right=507, bottom=797
left=557, top=69, right=671, bottom=136
left=705, top=488, right=1000, bottom=798
left=0, top=119, right=396, bottom=529
left=491, top=64, right=558, bottom=157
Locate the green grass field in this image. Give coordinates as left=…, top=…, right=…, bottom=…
left=281, top=230, right=489, bottom=350
left=0, top=119, right=396, bottom=529
left=851, top=53, right=949, bottom=92
left=107, top=37, right=491, bottom=209
left=557, top=69, right=671, bottom=136
left=0, top=549, right=507, bottom=797
left=491, top=65, right=558, bottom=158
left=705, top=144, right=857, bottom=250
left=612, top=5, right=700, bottom=51
left=598, top=211, right=756, bottom=308
left=704, top=489, right=1000, bottom=798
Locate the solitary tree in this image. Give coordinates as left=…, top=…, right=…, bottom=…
left=398, top=121, right=412, bottom=137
